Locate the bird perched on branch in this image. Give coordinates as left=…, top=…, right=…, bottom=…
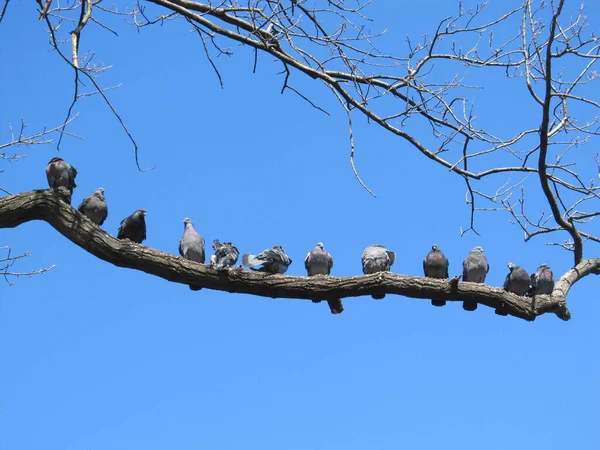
left=210, top=239, right=239, bottom=270
left=179, top=217, right=205, bottom=291
left=361, top=244, right=396, bottom=299
left=503, top=263, right=530, bottom=296
left=423, top=244, right=449, bottom=307
left=305, top=242, right=343, bottom=314
left=242, top=246, right=292, bottom=274
left=462, top=246, right=489, bottom=311
left=497, top=262, right=530, bottom=316
left=529, top=264, right=555, bottom=296
left=77, top=188, right=108, bottom=226
left=46, top=157, right=77, bottom=198
left=117, top=209, right=146, bottom=244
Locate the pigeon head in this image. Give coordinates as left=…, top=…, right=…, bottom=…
left=48, top=157, right=64, bottom=164
left=134, top=209, right=146, bottom=218
left=472, top=246, right=484, bottom=253
left=539, top=263, right=551, bottom=270
left=316, top=242, right=324, bottom=250
left=431, top=244, right=439, bottom=252
left=507, top=262, right=516, bottom=271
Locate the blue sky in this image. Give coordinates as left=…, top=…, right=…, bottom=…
left=1, top=1, right=599, bottom=449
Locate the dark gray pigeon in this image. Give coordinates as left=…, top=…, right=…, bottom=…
left=529, top=264, right=555, bottom=296
left=77, top=188, right=108, bottom=226
left=304, top=242, right=343, bottom=315
left=179, top=217, right=205, bottom=291
left=117, top=209, right=146, bottom=244
left=242, top=245, right=292, bottom=274
left=210, top=239, right=239, bottom=270
left=503, top=263, right=530, bottom=296
left=462, top=246, right=489, bottom=311
left=361, top=244, right=395, bottom=300
left=498, top=262, right=530, bottom=316
left=46, top=157, right=77, bottom=196
left=423, top=244, right=449, bottom=307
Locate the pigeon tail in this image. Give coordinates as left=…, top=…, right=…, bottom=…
left=327, top=299, right=344, bottom=314
left=463, top=300, right=478, bottom=311
left=242, top=254, right=261, bottom=268
left=372, top=293, right=385, bottom=300
left=431, top=299, right=446, bottom=307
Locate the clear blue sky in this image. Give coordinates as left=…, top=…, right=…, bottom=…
left=1, top=1, right=599, bottom=449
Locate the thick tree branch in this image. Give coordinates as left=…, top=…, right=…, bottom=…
left=1, top=189, right=596, bottom=321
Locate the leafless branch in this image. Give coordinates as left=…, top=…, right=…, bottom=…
left=1, top=189, right=595, bottom=321
left=0, top=246, right=55, bottom=285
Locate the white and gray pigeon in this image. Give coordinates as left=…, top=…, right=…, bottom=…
left=77, top=188, right=108, bottom=226
left=361, top=244, right=396, bottom=300
left=304, top=242, right=343, bottom=314
left=242, top=245, right=292, bottom=274
left=210, top=239, right=239, bottom=270
left=529, top=263, right=555, bottom=296
left=179, top=217, right=205, bottom=291
left=46, top=157, right=77, bottom=197
left=423, top=244, right=449, bottom=307
left=117, top=209, right=146, bottom=244
left=503, top=263, right=530, bottom=296
left=462, top=246, right=489, bottom=311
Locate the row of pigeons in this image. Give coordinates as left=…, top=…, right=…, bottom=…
left=46, top=157, right=555, bottom=314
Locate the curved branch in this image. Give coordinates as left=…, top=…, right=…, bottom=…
left=2, top=189, right=596, bottom=321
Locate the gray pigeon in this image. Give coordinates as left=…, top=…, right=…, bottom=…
left=242, top=245, right=292, bottom=274
left=529, top=264, right=555, bottom=296
left=210, top=239, right=239, bottom=270
left=179, top=217, right=205, bottom=291
left=77, top=188, right=108, bottom=226
left=304, top=242, right=343, bottom=314
left=503, top=263, right=530, bottom=296
left=117, top=209, right=146, bottom=244
left=498, top=262, right=530, bottom=316
left=361, top=244, right=395, bottom=300
left=423, top=244, right=449, bottom=307
left=462, top=246, right=489, bottom=311
left=46, top=157, right=77, bottom=197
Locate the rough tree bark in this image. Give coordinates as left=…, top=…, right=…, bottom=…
left=2, top=189, right=597, bottom=321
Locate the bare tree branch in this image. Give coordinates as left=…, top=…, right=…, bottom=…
left=0, top=116, right=81, bottom=156
left=1, top=189, right=596, bottom=321
left=0, top=0, right=9, bottom=24
left=0, top=246, right=55, bottom=285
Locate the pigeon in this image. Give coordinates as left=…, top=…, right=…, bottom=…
left=462, top=246, right=489, bottom=311
left=497, top=262, right=530, bottom=316
left=210, top=239, right=239, bottom=270
left=529, top=264, right=555, bottom=296
left=77, top=188, right=108, bottom=226
left=179, top=217, right=205, bottom=291
left=361, top=244, right=395, bottom=300
left=304, top=242, right=343, bottom=314
left=503, top=263, right=530, bottom=296
left=242, top=246, right=292, bottom=274
left=423, top=244, right=449, bottom=307
left=46, top=157, right=77, bottom=198
left=117, top=209, right=146, bottom=244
